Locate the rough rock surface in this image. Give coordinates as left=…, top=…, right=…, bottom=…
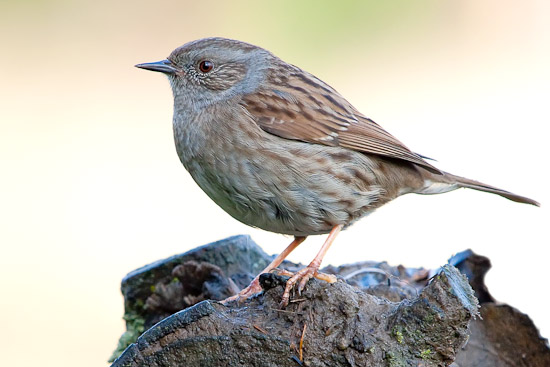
left=450, top=250, right=550, bottom=367
left=113, top=265, right=476, bottom=367
left=109, top=236, right=550, bottom=366
left=110, top=235, right=271, bottom=360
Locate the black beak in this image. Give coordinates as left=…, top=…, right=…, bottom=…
left=135, top=59, right=178, bottom=74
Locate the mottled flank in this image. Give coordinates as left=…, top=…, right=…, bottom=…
left=174, top=102, right=388, bottom=235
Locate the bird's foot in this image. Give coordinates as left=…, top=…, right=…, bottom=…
left=221, top=268, right=337, bottom=307
left=221, top=276, right=262, bottom=304
left=278, top=267, right=337, bottom=308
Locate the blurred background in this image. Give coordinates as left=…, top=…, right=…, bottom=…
left=1, top=0, right=548, bottom=365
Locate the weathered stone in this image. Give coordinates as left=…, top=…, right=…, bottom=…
left=112, top=265, right=477, bottom=367
left=451, top=250, right=550, bottom=367
left=110, top=235, right=273, bottom=362
left=110, top=239, right=549, bottom=366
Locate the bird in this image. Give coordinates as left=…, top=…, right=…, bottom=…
left=135, top=37, right=539, bottom=307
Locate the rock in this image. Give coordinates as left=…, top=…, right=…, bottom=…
left=454, top=303, right=550, bottom=367
left=110, top=235, right=432, bottom=362
left=109, top=237, right=550, bottom=366
left=112, top=265, right=477, bottom=367
left=448, top=249, right=494, bottom=303
left=110, top=235, right=273, bottom=362
left=450, top=250, right=550, bottom=367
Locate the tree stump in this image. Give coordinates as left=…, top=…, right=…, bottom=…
left=109, top=236, right=549, bottom=367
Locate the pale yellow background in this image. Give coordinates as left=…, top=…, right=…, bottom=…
left=1, top=1, right=549, bottom=366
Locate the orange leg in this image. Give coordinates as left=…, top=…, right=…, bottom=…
left=280, top=224, right=343, bottom=307
left=222, top=236, right=307, bottom=304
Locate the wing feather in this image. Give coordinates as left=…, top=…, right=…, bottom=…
left=240, top=67, right=441, bottom=174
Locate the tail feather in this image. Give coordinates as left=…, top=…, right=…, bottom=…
left=441, top=173, right=540, bottom=207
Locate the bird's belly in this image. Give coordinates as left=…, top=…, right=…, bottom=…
left=186, top=160, right=318, bottom=235
left=184, top=145, right=383, bottom=236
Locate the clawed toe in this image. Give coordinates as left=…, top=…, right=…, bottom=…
left=297, top=272, right=313, bottom=294
left=224, top=226, right=343, bottom=308
left=223, top=268, right=337, bottom=307
left=221, top=277, right=263, bottom=304
left=279, top=267, right=319, bottom=308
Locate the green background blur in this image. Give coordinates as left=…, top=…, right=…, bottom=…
left=1, top=1, right=548, bottom=366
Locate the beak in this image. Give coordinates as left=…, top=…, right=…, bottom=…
left=135, top=59, right=178, bottom=74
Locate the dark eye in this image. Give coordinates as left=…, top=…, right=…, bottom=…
left=199, top=60, right=213, bottom=73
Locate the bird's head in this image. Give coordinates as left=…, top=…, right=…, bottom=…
left=136, top=37, right=272, bottom=109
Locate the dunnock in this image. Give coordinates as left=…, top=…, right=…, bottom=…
left=136, top=37, right=538, bottom=307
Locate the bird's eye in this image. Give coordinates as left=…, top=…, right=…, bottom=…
left=198, top=60, right=214, bottom=73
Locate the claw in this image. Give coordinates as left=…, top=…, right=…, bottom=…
left=225, top=225, right=343, bottom=308
left=222, top=237, right=308, bottom=305
left=280, top=266, right=335, bottom=307
left=278, top=224, right=343, bottom=307
left=298, top=273, right=311, bottom=294
left=221, top=276, right=263, bottom=304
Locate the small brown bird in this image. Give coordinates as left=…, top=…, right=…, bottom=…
left=136, top=37, right=538, bottom=307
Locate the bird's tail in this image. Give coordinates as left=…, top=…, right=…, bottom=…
left=418, top=172, right=540, bottom=207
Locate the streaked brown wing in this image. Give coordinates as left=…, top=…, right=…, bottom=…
left=240, top=67, right=441, bottom=174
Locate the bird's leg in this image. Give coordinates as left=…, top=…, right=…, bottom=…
left=222, top=236, right=307, bottom=304
left=280, top=224, right=343, bottom=307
